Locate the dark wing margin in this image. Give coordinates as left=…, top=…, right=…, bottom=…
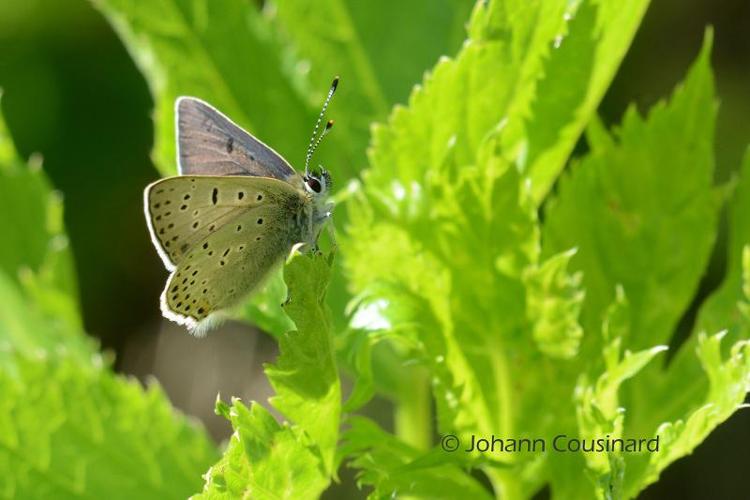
left=175, top=96, right=297, bottom=179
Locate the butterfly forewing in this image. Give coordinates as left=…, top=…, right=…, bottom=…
left=176, top=97, right=297, bottom=179
left=145, top=176, right=306, bottom=269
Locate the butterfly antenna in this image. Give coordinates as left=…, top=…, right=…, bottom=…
left=305, top=76, right=339, bottom=174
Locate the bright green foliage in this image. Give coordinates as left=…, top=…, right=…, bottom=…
left=272, top=0, right=472, bottom=169
left=523, top=248, right=585, bottom=359
left=540, top=33, right=750, bottom=498
left=90, top=0, right=310, bottom=178
left=197, top=252, right=340, bottom=498
left=196, top=400, right=329, bottom=499
left=0, top=92, right=81, bottom=342
left=543, top=35, right=718, bottom=353
left=26, top=0, right=750, bottom=498
left=0, top=98, right=218, bottom=498
left=616, top=146, right=750, bottom=459
left=342, top=416, right=493, bottom=499
left=358, top=0, right=649, bottom=204
left=694, top=149, right=750, bottom=342
left=0, top=93, right=87, bottom=358
left=267, top=251, right=340, bottom=475
left=343, top=4, right=750, bottom=500
left=572, top=289, right=668, bottom=496
left=521, top=0, right=651, bottom=202
left=0, top=352, right=218, bottom=500
left=631, top=332, right=750, bottom=496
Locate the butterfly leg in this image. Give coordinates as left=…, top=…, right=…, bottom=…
left=325, top=218, right=337, bottom=250
left=325, top=202, right=336, bottom=251
left=312, top=203, right=336, bottom=252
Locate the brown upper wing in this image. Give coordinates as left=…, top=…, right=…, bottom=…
left=176, top=97, right=297, bottom=180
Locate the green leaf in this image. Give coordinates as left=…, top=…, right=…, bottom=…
left=569, top=289, right=668, bottom=497
left=542, top=32, right=719, bottom=353
left=540, top=32, right=750, bottom=498
left=0, top=101, right=218, bottom=500
left=345, top=0, right=648, bottom=203
left=621, top=331, right=750, bottom=498
left=521, top=0, right=650, bottom=202
left=197, top=251, right=341, bottom=497
left=0, top=92, right=78, bottom=315
left=620, top=146, right=750, bottom=497
left=342, top=417, right=493, bottom=499
left=695, top=148, right=750, bottom=341
left=648, top=150, right=750, bottom=441
left=523, top=248, right=585, bottom=359
left=91, top=0, right=313, bottom=177
left=360, top=0, right=566, bottom=191
left=272, top=0, right=472, bottom=169
left=0, top=271, right=91, bottom=365
left=197, top=400, right=328, bottom=499
left=343, top=0, right=655, bottom=496
left=539, top=33, right=734, bottom=462
left=266, top=251, right=340, bottom=475
left=0, top=93, right=83, bottom=352
left=0, top=351, right=218, bottom=500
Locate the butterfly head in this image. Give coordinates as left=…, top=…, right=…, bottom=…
left=303, top=167, right=332, bottom=198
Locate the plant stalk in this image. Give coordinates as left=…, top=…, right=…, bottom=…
left=394, top=366, right=432, bottom=451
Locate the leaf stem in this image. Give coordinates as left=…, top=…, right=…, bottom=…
left=394, top=366, right=432, bottom=451
left=485, top=468, right=523, bottom=500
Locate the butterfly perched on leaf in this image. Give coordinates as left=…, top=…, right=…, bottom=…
left=144, top=78, right=339, bottom=334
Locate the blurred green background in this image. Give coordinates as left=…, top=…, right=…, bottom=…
left=0, top=0, right=748, bottom=497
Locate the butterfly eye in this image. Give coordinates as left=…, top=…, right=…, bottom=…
left=306, top=177, right=322, bottom=194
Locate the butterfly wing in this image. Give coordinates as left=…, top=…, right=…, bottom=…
left=144, top=175, right=306, bottom=271
left=176, top=97, right=297, bottom=179
left=145, top=176, right=310, bottom=333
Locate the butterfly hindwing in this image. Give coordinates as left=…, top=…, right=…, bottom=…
left=160, top=198, right=303, bottom=332
left=176, top=97, right=297, bottom=179
left=144, top=175, right=305, bottom=270
left=147, top=176, right=309, bottom=332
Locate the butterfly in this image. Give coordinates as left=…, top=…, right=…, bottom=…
left=144, top=78, right=338, bottom=334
